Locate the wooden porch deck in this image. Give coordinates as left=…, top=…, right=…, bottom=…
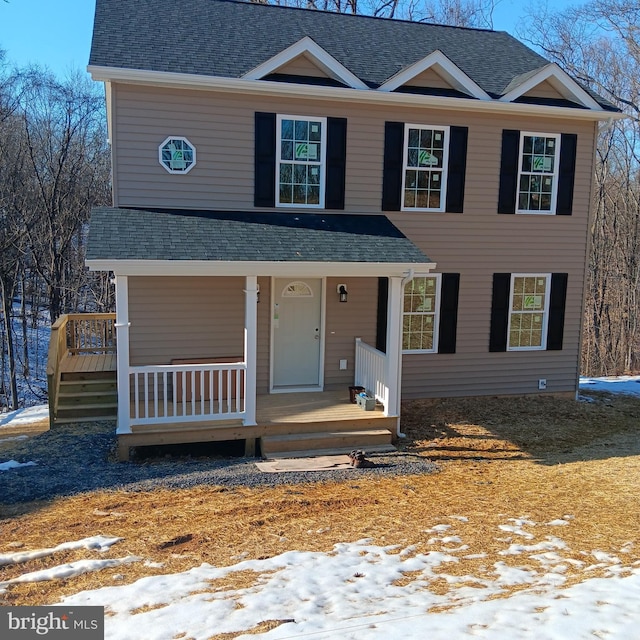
left=60, top=353, right=117, bottom=376
left=50, top=353, right=395, bottom=460
left=119, top=389, right=396, bottom=460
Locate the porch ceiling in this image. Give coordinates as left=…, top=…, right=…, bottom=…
left=86, top=208, right=434, bottom=276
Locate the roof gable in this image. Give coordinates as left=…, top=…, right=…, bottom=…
left=243, top=36, right=368, bottom=90
left=378, top=50, right=490, bottom=100
left=500, top=63, right=601, bottom=110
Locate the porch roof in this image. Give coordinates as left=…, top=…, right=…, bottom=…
left=87, top=207, right=432, bottom=267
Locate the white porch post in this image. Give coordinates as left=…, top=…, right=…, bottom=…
left=243, top=276, right=258, bottom=426
left=114, top=275, right=131, bottom=434
left=385, top=276, right=404, bottom=419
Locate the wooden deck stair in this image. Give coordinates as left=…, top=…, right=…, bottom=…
left=259, top=415, right=395, bottom=459
left=54, top=354, right=118, bottom=424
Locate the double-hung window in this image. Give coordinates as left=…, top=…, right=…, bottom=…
left=276, top=115, right=326, bottom=207
left=402, top=275, right=442, bottom=353
left=402, top=124, right=450, bottom=212
left=507, top=274, right=551, bottom=350
left=517, top=132, right=560, bottom=214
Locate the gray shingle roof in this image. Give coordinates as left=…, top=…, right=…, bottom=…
left=86, top=208, right=432, bottom=264
left=90, top=0, right=610, bottom=106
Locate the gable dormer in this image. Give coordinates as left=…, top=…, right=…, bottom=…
left=378, top=50, right=490, bottom=100
left=500, top=64, right=601, bottom=110
left=243, top=36, right=368, bottom=89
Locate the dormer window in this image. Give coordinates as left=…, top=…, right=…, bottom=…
left=159, top=136, right=196, bottom=174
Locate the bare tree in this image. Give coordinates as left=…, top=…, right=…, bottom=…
left=251, top=0, right=498, bottom=26
left=17, top=69, right=111, bottom=323
left=520, top=1, right=640, bottom=375
left=0, top=62, right=111, bottom=410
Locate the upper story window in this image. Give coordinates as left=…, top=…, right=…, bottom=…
left=517, top=133, right=560, bottom=214
left=507, top=274, right=550, bottom=350
left=402, top=124, right=450, bottom=212
left=499, top=130, right=576, bottom=216
left=159, top=136, right=196, bottom=174
left=276, top=115, right=327, bottom=207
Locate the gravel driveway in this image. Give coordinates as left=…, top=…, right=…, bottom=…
left=0, top=421, right=437, bottom=505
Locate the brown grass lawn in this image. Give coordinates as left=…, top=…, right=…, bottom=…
left=1, top=391, right=640, bottom=618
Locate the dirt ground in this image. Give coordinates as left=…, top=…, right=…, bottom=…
left=1, top=391, right=640, bottom=617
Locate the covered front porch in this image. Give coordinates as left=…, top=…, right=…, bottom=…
left=83, top=208, right=436, bottom=459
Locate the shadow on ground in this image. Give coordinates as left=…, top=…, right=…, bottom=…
left=399, top=391, right=640, bottom=466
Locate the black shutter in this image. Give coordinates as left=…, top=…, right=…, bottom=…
left=438, top=273, right=460, bottom=353
left=325, top=117, right=347, bottom=210
left=489, top=273, right=511, bottom=352
left=445, top=127, right=468, bottom=213
left=375, top=277, right=389, bottom=353
left=556, top=134, right=577, bottom=215
left=254, top=112, right=276, bottom=207
left=497, top=130, right=520, bottom=214
left=382, top=122, right=404, bottom=211
left=547, top=273, right=568, bottom=350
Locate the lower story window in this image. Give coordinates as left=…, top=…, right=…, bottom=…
left=508, top=274, right=550, bottom=350
left=402, top=275, right=441, bottom=352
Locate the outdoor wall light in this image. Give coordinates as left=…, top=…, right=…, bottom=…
left=256, top=283, right=260, bottom=303
left=337, top=284, right=348, bottom=303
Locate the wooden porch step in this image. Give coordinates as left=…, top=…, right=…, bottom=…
left=264, top=443, right=396, bottom=460
left=59, top=379, right=117, bottom=394
left=57, top=390, right=118, bottom=405
left=60, top=370, right=117, bottom=382
left=56, top=402, right=118, bottom=421
left=260, top=428, right=394, bottom=457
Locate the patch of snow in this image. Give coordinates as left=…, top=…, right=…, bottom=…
left=0, top=460, right=37, bottom=471
left=579, top=375, right=640, bottom=397
left=0, top=557, right=139, bottom=588
left=0, top=404, right=49, bottom=428
left=0, top=535, right=122, bottom=566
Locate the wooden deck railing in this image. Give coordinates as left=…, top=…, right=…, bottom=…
left=129, top=362, right=247, bottom=426
left=46, top=313, right=117, bottom=425
left=355, top=338, right=389, bottom=410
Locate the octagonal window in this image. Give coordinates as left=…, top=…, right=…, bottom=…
left=159, top=136, right=196, bottom=174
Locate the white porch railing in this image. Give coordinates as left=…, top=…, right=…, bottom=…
left=129, top=362, right=246, bottom=426
left=354, top=338, right=389, bottom=412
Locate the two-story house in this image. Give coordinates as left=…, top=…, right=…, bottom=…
left=84, top=0, right=619, bottom=460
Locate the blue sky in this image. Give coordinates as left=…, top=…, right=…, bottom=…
left=1, top=0, right=580, bottom=78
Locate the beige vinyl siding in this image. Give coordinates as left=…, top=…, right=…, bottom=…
left=405, top=67, right=454, bottom=90
left=113, top=84, right=596, bottom=399
left=128, top=276, right=246, bottom=366
left=324, top=277, right=378, bottom=390
left=522, top=80, right=567, bottom=101
left=276, top=54, right=331, bottom=78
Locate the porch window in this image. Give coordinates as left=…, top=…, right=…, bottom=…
left=517, top=133, right=560, bottom=214
left=402, top=275, right=441, bottom=352
left=402, top=124, right=450, bottom=211
left=507, top=274, right=550, bottom=350
left=277, top=115, right=327, bottom=207
left=159, top=136, right=196, bottom=174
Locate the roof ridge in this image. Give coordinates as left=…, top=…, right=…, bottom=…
left=216, top=0, right=505, bottom=35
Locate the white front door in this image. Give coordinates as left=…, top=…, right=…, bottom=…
left=272, top=278, right=323, bottom=389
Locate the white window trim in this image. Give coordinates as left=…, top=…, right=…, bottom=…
left=402, top=273, right=442, bottom=354
left=507, top=273, right=551, bottom=351
left=516, top=131, right=560, bottom=215
left=401, top=123, right=450, bottom=213
left=275, top=114, right=327, bottom=209
left=158, top=136, right=196, bottom=174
